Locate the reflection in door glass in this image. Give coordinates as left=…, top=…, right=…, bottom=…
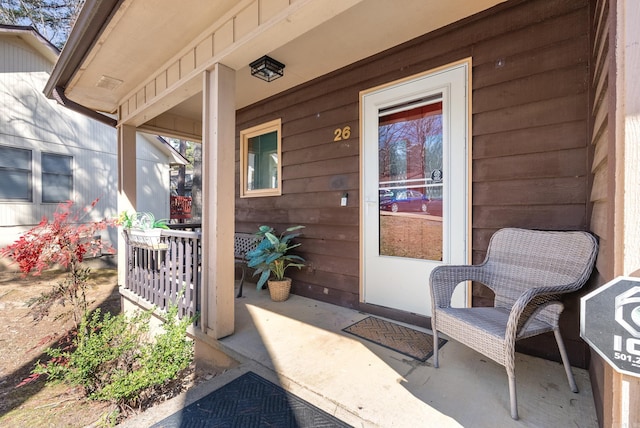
left=378, top=101, right=443, bottom=261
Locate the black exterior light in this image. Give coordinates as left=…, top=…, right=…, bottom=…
left=249, top=55, right=285, bottom=82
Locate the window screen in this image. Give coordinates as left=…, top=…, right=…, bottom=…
left=42, top=153, right=73, bottom=203
left=0, top=146, right=32, bottom=201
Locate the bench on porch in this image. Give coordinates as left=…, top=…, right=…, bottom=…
left=234, top=232, right=259, bottom=298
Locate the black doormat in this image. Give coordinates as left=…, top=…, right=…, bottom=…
left=343, top=316, right=446, bottom=362
left=150, top=371, right=352, bottom=428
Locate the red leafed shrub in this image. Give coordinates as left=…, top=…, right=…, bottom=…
left=1, top=199, right=116, bottom=327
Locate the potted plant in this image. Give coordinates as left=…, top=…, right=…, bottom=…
left=246, top=225, right=306, bottom=301
left=116, top=211, right=169, bottom=249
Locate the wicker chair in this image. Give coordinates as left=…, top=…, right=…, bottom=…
left=429, top=228, right=598, bottom=420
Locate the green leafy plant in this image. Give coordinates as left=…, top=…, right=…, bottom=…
left=33, top=301, right=195, bottom=419
left=246, top=225, right=306, bottom=289
left=116, top=211, right=169, bottom=230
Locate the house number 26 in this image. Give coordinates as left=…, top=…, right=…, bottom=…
left=333, top=126, right=351, bottom=141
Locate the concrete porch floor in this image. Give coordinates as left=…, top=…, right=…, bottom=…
left=122, top=283, right=598, bottom=427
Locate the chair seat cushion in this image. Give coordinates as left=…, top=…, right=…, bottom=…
left=436, top=307, right=553, bottom=366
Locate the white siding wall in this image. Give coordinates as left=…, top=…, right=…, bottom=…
left=0, top=35, right=173, bottom=257
left=0, top=36, right=118, bottom=251
left=0, top=34, right=51, bottom=73
left=136, top=134, right=171, bottom=221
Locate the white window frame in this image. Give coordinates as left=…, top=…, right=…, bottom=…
left=0, top=146, right=32, bottom=202
left=240, top=119, right=282, bottom=198
left=41, top=152, right=73, bottom=203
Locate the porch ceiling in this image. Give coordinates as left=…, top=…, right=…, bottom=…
left=59, top=0, right=506, bottom=126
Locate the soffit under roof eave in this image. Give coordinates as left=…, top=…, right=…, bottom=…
left=44, top=0, right=123, bottom=101
left=60, top=0, right=367, bottom=117
left=52, top=0, right=510, bottom=124
left=146, top=135, right=190, bottom=166
left=0, top=25, right=60, bottom=63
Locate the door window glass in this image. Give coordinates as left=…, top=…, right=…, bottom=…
left=378, top=101, right=443, bottom=261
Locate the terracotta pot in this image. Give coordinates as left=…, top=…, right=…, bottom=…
left=267, top=278, right=292, bottom=302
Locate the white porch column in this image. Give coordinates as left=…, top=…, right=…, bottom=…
left=117, top=124, right=137, bottom=287
left=616, top=0, right=640, bottom=277
left=611, top=1, right=640, bottom=427
left=201, top=64, right=236, bottom=339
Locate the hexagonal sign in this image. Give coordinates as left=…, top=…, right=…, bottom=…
left=581, top=277, right=640, bottom=377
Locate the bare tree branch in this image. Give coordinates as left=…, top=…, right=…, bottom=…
left=0, top=0, right=84, bottom=48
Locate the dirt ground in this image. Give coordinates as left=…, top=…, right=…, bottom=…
left=0, top=266, right=204, bottom=427
left=0, top=268, right=121, bottom=427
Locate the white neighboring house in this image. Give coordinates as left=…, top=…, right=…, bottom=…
left=0, top=25, right=186, bottom=266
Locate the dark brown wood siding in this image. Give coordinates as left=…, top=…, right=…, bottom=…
left=585, top=0, right=610, bottom=423
left=236, top=0, right=592, bottom=364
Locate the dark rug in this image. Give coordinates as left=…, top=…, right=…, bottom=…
left=150, top=371, right=352, bottom=428
left=343, top=316, right=445, bottom=362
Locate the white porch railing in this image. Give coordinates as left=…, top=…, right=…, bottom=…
left=124, top=228, right=201, bottom=323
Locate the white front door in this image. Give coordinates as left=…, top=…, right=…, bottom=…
left=361, top=60, right=470, bottom=317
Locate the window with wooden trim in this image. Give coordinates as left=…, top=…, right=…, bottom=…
left=42, top=153, right=73, bottom=203
left=240, top=119, right=282, bottom=198
left=0, top=146, right=32, bottom=202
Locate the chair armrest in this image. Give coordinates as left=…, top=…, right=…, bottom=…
left=505, top=286, right=565, bottom=343
left=430, top=264, right=488, bottom=308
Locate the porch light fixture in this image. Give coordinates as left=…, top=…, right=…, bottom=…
left=249, top=55, right=285, bottom=82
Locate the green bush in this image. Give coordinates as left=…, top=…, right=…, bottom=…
left=34, top=302, right=195, bottom=411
